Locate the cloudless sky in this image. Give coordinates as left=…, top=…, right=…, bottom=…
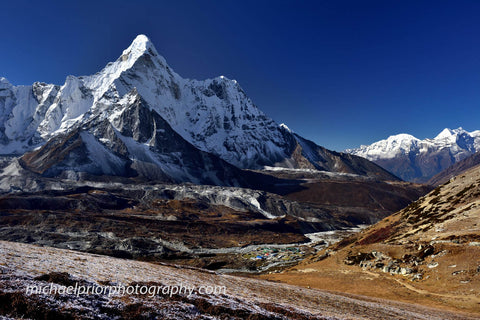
left=1, top=0, right=480, bottom=151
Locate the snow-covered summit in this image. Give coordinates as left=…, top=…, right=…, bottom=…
left=435, top=127, right=456, bottom=140
left=118, top=34, right=158, bottom=65
left=279, top=123, right=292, bottom=133
left=126, top=34, right=155, bottom=52
left=0, top=34, right=395, bottom=181
left=0, top=34, right=289, bottom=167
left=346, top=128, right=480, bottom=182
left=347, top=133, right=420, bottom=160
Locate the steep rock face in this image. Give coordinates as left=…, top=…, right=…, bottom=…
left=21, top=91, right=259, bottom=187
left=346, top=128, right=480, bottom=182
left=0, top=78, right=59, bottom=153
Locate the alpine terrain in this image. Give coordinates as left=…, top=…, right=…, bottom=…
left=428, top=151, right=480, bottom=186
left=265, top=161, right=480, bottom=316
left=0, top=34, right=396, bottom=184
left=0, top=34, right=444, bottom=319
left=0, top=35, right=431, bottom=271
left=346, top=127, right=480, bottom=182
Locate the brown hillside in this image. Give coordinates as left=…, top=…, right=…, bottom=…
left=263, top=164, right=480, bottom=316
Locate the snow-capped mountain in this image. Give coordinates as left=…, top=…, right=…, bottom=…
left=20, top=90, right=262, bottom=187
left=1, top=34, right=396, bottom=184
left=1, top=35, right=293, bottom=168
left=346, top=128, right=480, bottom=182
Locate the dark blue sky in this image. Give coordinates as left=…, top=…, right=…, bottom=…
left=1, top=0, right=480, bottom=151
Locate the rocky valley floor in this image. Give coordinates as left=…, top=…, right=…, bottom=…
left=0, top=166, right=429, bottom=273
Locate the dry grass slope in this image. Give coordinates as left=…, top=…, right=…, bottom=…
left=0, top=241, right=472, bottom=319
left=264, top=165, right=480, bottom=316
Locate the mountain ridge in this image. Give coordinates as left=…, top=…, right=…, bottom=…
left=19, top=90, right=271, bottom=187
left=346, top=127, right=480, bottom=182
left=0, top=34, right=397, bottom=184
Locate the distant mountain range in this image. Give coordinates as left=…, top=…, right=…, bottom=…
left=0, top=34, right=396, bottom=186
left=346, top=128, right=480, bottom=182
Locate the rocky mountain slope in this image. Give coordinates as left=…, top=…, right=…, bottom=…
left=0, top=35, right=396, bottom=185
left=0, top=240, right=473, bottom=320
left=265, top=160, right=480, bottom=315
left=428, top=151, right=480, bottom=186
left=346, top=128, right=480, bottom=182
left=19, top=91, right=263, bottom=187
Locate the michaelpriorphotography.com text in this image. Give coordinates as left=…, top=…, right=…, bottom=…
left=26, top=282, right=227, bottom=298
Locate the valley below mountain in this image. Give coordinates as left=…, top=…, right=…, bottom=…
left=428, top=151, right=480, bottom=186
left=2, top=240, right=473, bottom=320
left=0, top=34, right=470, bottom=320
left=0, top=35, right=428, bottom=274
left=263, top=162, right=480, bottom=316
